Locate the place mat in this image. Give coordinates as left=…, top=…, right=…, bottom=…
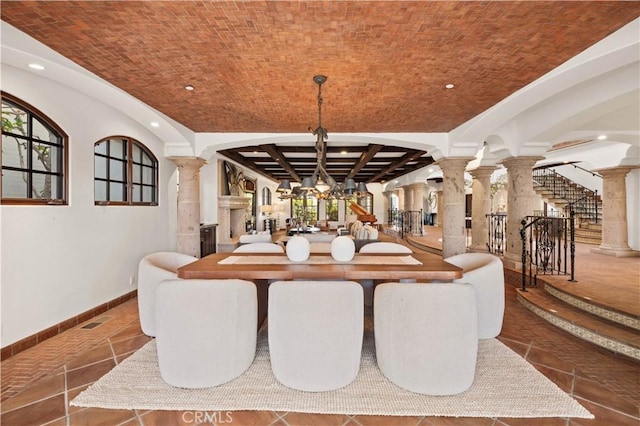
left=218, top=255, right=422, bottom=266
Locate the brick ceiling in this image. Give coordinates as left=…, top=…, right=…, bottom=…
left=2, top=1, right=639, bottom=135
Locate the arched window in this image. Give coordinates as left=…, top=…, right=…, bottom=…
left=1, top=93, right=67, bottom=204
left=94, top=136, right=158, bottom=205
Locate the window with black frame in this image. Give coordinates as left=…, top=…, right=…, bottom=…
left=1, top=93, right=67, bottom=204
left=94, top=136, right=158, bottom=205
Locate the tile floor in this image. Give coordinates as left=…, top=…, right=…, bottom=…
left=1, top=240, right=639, bottom=426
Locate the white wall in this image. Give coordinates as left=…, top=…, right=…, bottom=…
left=1, top=66, right=177, bottom=346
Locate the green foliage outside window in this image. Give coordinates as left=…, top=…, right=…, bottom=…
left=1, top=95, right=65, bottom=202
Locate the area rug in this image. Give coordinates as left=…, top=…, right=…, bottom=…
left=71, top=330, right=593, bottom=418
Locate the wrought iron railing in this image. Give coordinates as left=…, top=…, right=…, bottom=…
left=532, top=168, right=600, bottom=223
left=486, top=213, right=507, bottom=255
left=520, top=210, right=576, bottom=291
left=399, top=209, right=424, bottom=238
left=387, top=208, right=400, bottom=227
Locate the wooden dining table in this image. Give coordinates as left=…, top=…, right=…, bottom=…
left=178, top=252, right=463, bottom=281
left=178, top=252, right=463, bottom=328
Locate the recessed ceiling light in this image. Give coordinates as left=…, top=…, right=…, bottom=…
left=341, top=150, right=347, bottom=155
left=28, top=63, right=45, bottom=70
left=444, top=83, right=455, bottom=89
left=150, top=122, right=160, bottom=128
left=184, top=85, right=195, bottom=91
left=597, top=134, right=607, bottom=140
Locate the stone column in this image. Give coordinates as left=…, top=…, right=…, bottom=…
left=437, top=158, right=472, bottom=258
left=468, top=167, right=496, bottom=252
left=383, top=190, right=394, bottom=224
left=592, top=166, right=639, bottom=257
left=402, top=183, right=425, bottom=235
left=169, top=157, right=207, bottom=257
left=407, top=183, right=425, bottom=211
left=501, top=156, right=543, bottom=268
left=435, top=190, right=443, bottom=227
left=402, top=185, right=413, bottom=211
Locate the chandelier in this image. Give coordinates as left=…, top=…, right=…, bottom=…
left=276, top=75, right=366, bottom=200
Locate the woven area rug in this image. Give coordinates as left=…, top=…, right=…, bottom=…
left=72, top=330, right=593, bottom=418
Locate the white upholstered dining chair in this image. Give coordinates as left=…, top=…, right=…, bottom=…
left=374, top=282, right=478, bottom=395
left=359, top=241, right=414, bottom=303
left=155, top=278, right=257, bottom=388
left=233, top=242, right=284, bottom=253
left=268, top=280, right=364, bottom=391
left=445, top=252, right=505, bottom=339
left=358, top=242, right=412, bottom=254
left=137, top=251, right=197, bottom=337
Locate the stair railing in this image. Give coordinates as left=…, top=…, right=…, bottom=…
left=400, top=209, right=424, bottom=238
left=532, top=168, right=600, bottom=223
left=520, top=210, right=576, bottom=291
left=387, top=208, right=400, bottom=227
left=486, top=213, right=507, bottom=255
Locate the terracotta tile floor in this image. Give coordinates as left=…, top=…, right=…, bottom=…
left=2, top=236, right=639, bottom=425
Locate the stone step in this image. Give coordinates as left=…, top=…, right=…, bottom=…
left=578, top=222, right=602, bottom=231
left=405, top=236, right=442, bottom=255
left=575, top=236, right=601, bottom=245
left=517, top=286, right=640, bottom=361
left=574, top=226, right=602, bottom=245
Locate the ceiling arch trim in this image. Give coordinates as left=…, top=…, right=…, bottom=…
left=519, top=63, right=639, bottom=143
left=448, top=18, right=640, bottom=148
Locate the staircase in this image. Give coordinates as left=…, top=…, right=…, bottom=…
left=517, top=280, right=640, bottom=361
left=575, top=222, right=602, bottom=245
left=533, top=168, right=602, bottom=245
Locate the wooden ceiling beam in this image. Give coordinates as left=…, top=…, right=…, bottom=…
left=346, top=144, right=384, bottom=180
left=219, top=145, right=434, bottom=185
left=259, top=144, right=301, bottom=182
left=368, top=151, right=428, bottom=182
left=218, top=149, right=277, bottom=182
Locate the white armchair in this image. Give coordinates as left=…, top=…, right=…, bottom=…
left=358, top=242, right=412, bottom=254
left=374, top=282, right=478, bottom=395
left=268, top=280, right=364, bottom=391
left=155, top=278, right=257, bottom=388
left=233, top=243, right=284, bottom=253
left=137, top=251, right=197, bottom=337
left=239, top=232, right=272, bottom=244
left=359, top=242, right=414, bottom=300
left=445, top=253, right=505, bottom=339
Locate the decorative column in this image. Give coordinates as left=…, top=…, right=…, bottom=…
left=437, top=158, right=472, bottom=258
left=402, top=183, right=425, bottom=235
left=383, top=190, right=394, bottom=224
left=402, top=185, right=413, bottom=211
left=407, top=183, right=425, bottom=211
left=592, top=166, right=639, bottom=257
left=468, top=167, right=496, bottom=252
left=434, top=190, right=444, bottom=227
left=169, top=157, right=207, bottom=257
left=501, top=156, right=543, bottom=268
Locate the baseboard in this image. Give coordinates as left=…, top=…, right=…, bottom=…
left=1, top=290, right=137, bottom=361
